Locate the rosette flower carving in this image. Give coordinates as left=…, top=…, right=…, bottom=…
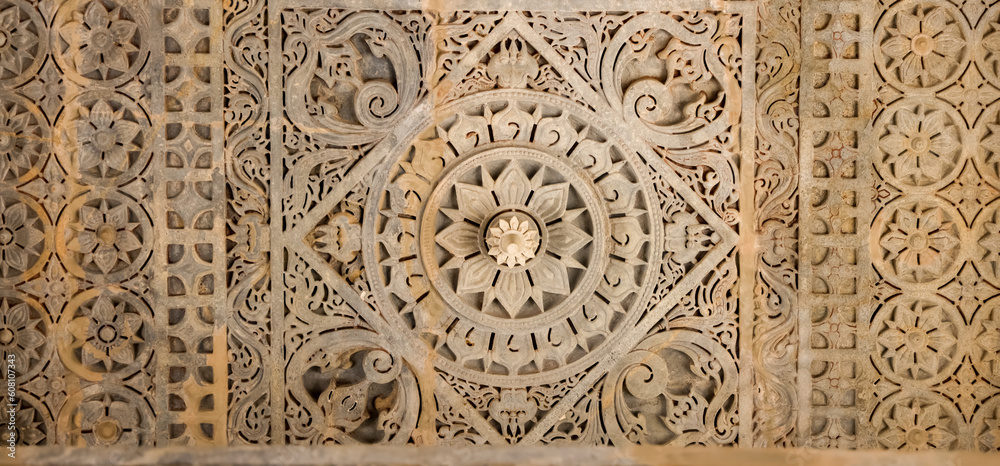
left=59, top=1, right=140, bottom=81
left=878, top=2, right=967, bottom=88
left=67, top=199, right=143, bottom=275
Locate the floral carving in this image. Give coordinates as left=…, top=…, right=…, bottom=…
left=875, top=101, right=963, bottom=188
left=0, top=0, right=45, bottom=85
left=60, top=387, right=153, bottom=446
left=872, top=295, right=965, bottom=384
left=875, top=395, right=961, bottom=450
left=57, top=289, right=151, bottom=380
left=872, top=198, right=963, bottom=286
left=0, top=94, right=47, bottom=183
left=69, top=200, right=142, bottom=274
left=971, top=301, right=1000, bottom=386
left=433, top=160, right=589, bottom=318
left=876, top=1, right=968, bottom=89
left=976, top=102, right=1000, bottom=189
left=975, top=5, right=1000, bottom=86
left=57, top=194, right=151, bottom=282
left=59, top=93, right=151, bottom=185
left=0, top=193, right=48, bottom=283
left=55, top=0, right=146, bottom=84
left=0, top=294, right=47, bottom=381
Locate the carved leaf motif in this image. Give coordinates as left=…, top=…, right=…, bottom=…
left=529, top=183, right=569, bottom=223
left=436, top=222, right=480, bottom=258
left=495, top=270, right=532, bottom=315
left=456, top=183, right=496, bottom=223
left=531, top=256, right=571, bottom=296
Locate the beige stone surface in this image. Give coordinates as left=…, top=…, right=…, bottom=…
left=0, top=0, right=998, bottom=459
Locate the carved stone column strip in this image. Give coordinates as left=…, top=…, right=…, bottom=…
left=267, top=0, right=284, bottom=444
left=799, top=0, right=873, bottom=449
left=1, top=0, right=58, bottom=447
left=861, top=0, right=1000, bottom=452
left=751, top=0, right=800, bottom=448
left=151, top=0, right=228, bottom=445
left=223, top=0, right=273, bottom=445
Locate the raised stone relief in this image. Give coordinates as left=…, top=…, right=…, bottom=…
left=2, top=0, right=1000, bottom=456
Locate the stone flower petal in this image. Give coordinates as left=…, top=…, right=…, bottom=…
left=103, top=46, right=129, bottom=73
left=456, top=254, right=494, bottom=294
left=882, top=35, right=911, bottom=59
left=898, top=54, right=922, bottom=85
left=104, top=145, right=129, bottom=173
left=436, top=222, right=479, bottom=258
left=3, top=202, right=26, bottom=229
left=495, top=270, right=531, bottom=315
left=530, top=256, right=571, bottom=296
left=547, top=222, right=592, bottom=256
left=76, top=47, right=102, bottom=77
left=5, top=302, right=27, bottom=328
left=106, top=204, right=130, bottom=229
left=114, top=119, right=141, bottom=146
left=79, top=400, right=105, bottom=426
left=115, top=230, right=142, bottom=253
left=18, top=328, right=44, bottom=351
left=93, top=244, right=119, bottom=273
left=494, top=165, right=531, bottom=206
left=90, top=101, right=115, bottom=130
left=84, top=1, right=110, bottom=30
left=922, top=8, right=949, bottom=36
left=934, top=28, right=965, bottom=55
left=455, top=183, right=496, bottom=223
left=896, top=11, right=920, bottom=38
left=528, top=182, right=569, bottom=223
left=91, top=296, right=116, bottom=322
left=110, top=20, right=137, bottom=44
left=3, top=246, right=27, bottom=271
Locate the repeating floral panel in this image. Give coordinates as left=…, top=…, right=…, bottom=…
left=866, top=0, right=1000, bottom=453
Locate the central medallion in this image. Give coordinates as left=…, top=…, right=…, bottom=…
left=486, top=214, right=539, bottom=268
left=365, top=90, right=661, bottom=384
left=422, top=148, right=605, bottom=323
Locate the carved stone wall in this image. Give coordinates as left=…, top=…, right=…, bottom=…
left=2, top=0, right=999, bottom=454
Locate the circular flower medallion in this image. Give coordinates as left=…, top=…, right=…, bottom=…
left=976, top=101, right=1000, bottom=190
left=971, top=199, right=1000, bottom=288
left=0, top=0, right=47, bottom=87
left=876, top=1, right=970, bottom=91
left=872, top=294, right=968, bottom=385
left=58, top=385, right=153, bottom=446
left=56, top=192, right=152, bottom=283
left=0, top=292, right=50, bottom=382
left=971, top=297, right=1000, bottom=386
left=0, top=191, right=51, bottom=284
left=58, top=91, right=152, bottom=186
left=874, top=393, right=963, bottom=450
left=875, top=99, right=966, bottom=190
left=363, top=90, right=660, bottom=385
left=0, top=92, right=49, bottom=184
left=871, top=196, right=965, bottom=288
left=53, top=0, right=148, bottom=86
left=421, top=148, right=607, bottom=325
left=972, top=396, right=1000, bottom=451
left=57, top=288, right=152, bottom=380
left=975, top=4, right=1000, bottom=87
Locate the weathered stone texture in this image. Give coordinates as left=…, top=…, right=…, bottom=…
left=0, top=0, right=998, bottom=457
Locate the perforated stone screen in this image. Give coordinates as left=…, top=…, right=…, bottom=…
left=2, top=0, right=1000, bottom=455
